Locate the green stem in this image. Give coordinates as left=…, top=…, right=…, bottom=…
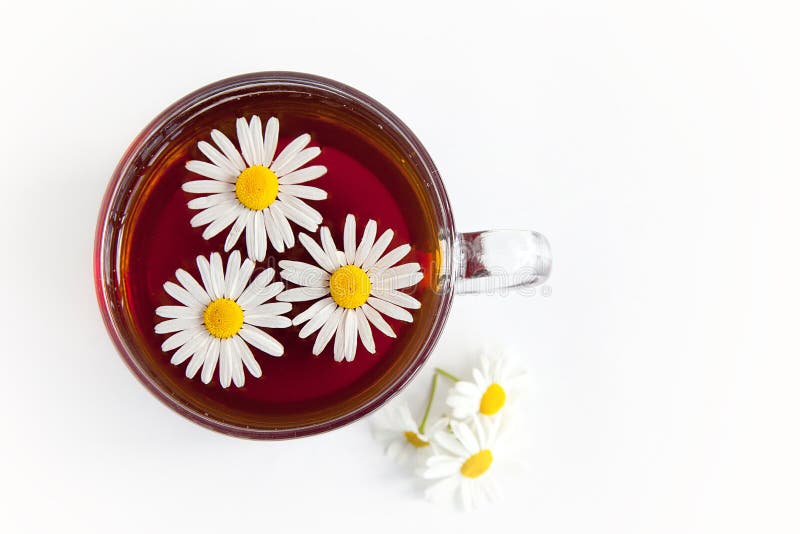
left=435, top=367, right=462, bottom=383
left=418, top=373, right=438, bottom=434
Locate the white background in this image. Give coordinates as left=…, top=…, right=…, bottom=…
left=1, top=1, right=798, bottom=532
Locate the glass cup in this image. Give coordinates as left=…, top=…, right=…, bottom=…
left=94, top=72, right=551, bottom=439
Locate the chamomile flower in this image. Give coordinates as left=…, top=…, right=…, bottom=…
left=154, top=251, right=291, bottom=388
left=183, top=116, right=328, bottom=261
left=372, top=399, right=449, bottom=465
left=421, top=416, right=506, bottom=510
left=446, top=354, right=527, bottom=419
left=277, top=214, right=424, bottom=362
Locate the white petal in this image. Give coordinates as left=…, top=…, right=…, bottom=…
left=434, top=431, right=469, bottom=457
left=239, top=324, right=284, bottom=356
left=370, top=289, right=421, bottom=309
left=312, top=307, right=344, bottom=355
left=228, top=258, right=255, bottom=300
left=240, top=281, right=284, bottom=310
left=183, top=180, right=235, bottom=194
left=269, top=204, right=295, bottom=249
left=245, top=210, right=257, bottom=260
left=246, top=302, right=292, bottom=317
left=236, top=268, right=277, bottom=308
left=279, top=260, right=330, bottom=287
left=197, top=140, right=241, bottom=178
left=230, top=341, right=246, bottom=388
left=170, top=332, right=208, bottom=365
left=161, top=326, right=203, bottom=352
left=155, top=305, right=199, bottom=319
left=218, top=338, right=234, bottom=388
left=298, top=232, right=335, bottom=272
left=209, top=252, right=225, bottom=301
left=278, top=193, right=323, bottom=225
left=474, top=416, right=488, bottom=449
left=280, top=266, right=329, bottom=287
left=224, top=213, right=248, bottom=252
left=343, top=309, right=358, bottom=362
left=276, top=198, right=319, bottom=232
left=354, top=219, right=377, bottom=267
left=195, top=256, right=215, bottom=300
left=188, top=192, right=236, bottom=210
left=361, top=303, right=396, bottom=338
left=371, top=271, right=424, bottom=291
left=422, top=459, right=462, bottom=479
left=275, top=147, right=321, bottom=177
left=367, top=296, right=413, bottom=322
left=155, top=317, right=200, bottom=334
left=278, top=165, right=327, bottom=185
left=232, top=334, right=262, bottom=378
left=277, top=286, right=330, bottom=302
left=262, top=117, right=279, bottom=166
left=201, top=205, right=241, bottom=240
left=279, top=184, right=327, bottom=201
left=354, top=307, right=375, bottom=354
left=249, top=116, right=265, bottom=166
left=292, top=297, right=335, bottom=326
left=452, top=381, right=482, bottom=397
left=452, top=422, right=480, bottom=453
left=236, top=117, right=255, bottom=168
left=236, top=117, right=255, bottom=167
left=260, top=281, right=286, bottom=303
left=361, top=229, right=394, bottom=271
left=333, top=314, right=347, bottom=362
left=174, top=269, right=211, bottom=305
left=190, top=201, right=238, bottom=228
left=319, top=227, right=342, bottom=268
left=254, top=210, right=268, bottom=261
left=164, top=281, right=204, bottom=309
left=270, top=133, right=311, bottom=175
left=369, top=244, right=411, bottom=272
left=244, top=314, right=292, bottom=328
left=343, top=214, right=356, bottom=264
left=263, top=207, right=285, bottom=253
left=298, top=300, right=337, bottom=337
left=211, top=129, right=246, bottom=171
left=200, top=337, right=221, bottom=384
left=223, top=251, right=242, bottom=297
left=185, top=160, right=234, bottom=182
left=185, top=349, right=206, bottom=380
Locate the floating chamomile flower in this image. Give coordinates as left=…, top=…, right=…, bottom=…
left=184, top=116, right=328, bottom=261
left=446, top=354, right=526, bottom=419
left=277, top=214, right=424, bottom=362
left=421, top=416, right=506, bottom=510
left=372, top=399, right=449, bottom=465
left=154, top=251, right=291, bottom=388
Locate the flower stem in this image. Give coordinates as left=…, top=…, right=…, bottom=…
left=418, top=373, right=438, bottom=434
left=435, top=367, right=462, bottom=382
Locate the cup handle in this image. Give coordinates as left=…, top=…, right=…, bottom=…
left=454, top=230, right=552, bottom=295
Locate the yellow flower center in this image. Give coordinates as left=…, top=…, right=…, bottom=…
left=403, top=431, right=430, bottom=448
left=235, top=165, right=279, bottom=210
left=479, top=383, right=507, bottom=415
left=460, top=449, right=493, bottom=478
left=329, top=265, right=371, bottom=309
left=203, top=298, right=244, bottom=339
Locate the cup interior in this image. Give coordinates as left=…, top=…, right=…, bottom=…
left=94, top=72, right=457, bottom=438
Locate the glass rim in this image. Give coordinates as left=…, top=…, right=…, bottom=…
left=93, top=71, right=457, bottom=439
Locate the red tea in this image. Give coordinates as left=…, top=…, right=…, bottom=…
left=110, top=84, right=445, bottom=432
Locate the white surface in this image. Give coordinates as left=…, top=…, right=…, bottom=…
left=1, top=1, right=797, bottom=532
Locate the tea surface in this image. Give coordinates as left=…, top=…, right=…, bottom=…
left=117, top=89, right=442, bottom=429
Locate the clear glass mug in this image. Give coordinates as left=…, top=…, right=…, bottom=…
left=94, top=72, right=551, bottom=439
